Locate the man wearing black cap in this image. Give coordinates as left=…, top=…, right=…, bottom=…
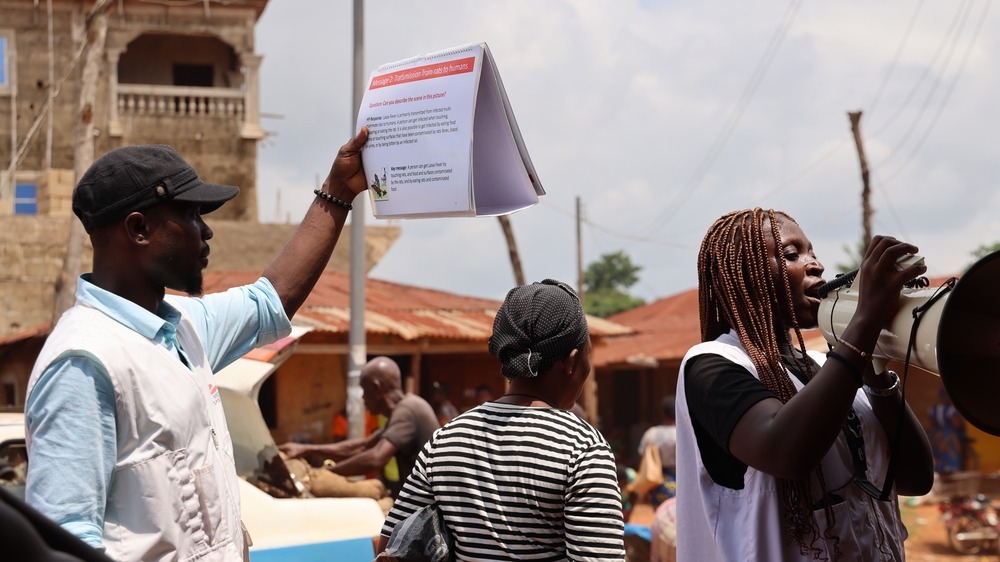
left=24, top=128, right=371, bottom=562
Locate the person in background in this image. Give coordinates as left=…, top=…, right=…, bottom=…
left=377, top=279, right=625, bottom=560
left=475, top=384, right=495, bottom=404
left=616, top=464, right=636, bottom=522
left=676, top=208, right=933, bottom=561
left=280, top=356, right=439, bottom=497
left=928, top=388, right=968, bottom=476
left=25, top=130, right=371, bottom=561
left=330, top=408, right=380, bottom=443
left=431, top=382, right=459, bottom=426
left=650, top=497, right=678, bottom=562
left=637, top=396, right=678, bottom=507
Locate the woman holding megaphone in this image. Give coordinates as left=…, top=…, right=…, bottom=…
left=675, top=208, right=934, bottom=562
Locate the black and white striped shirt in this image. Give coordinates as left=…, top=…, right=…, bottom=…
left=381, top=402, right=625, bottom=561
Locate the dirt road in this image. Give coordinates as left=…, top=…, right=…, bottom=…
left=904, top=502, right=997, bottom=561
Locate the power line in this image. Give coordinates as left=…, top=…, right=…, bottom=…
left=643, top=0, right=805, bottom=234
left=866, top=0, right=926, bottom=119
left=871, top=0, right=974, bottom=156
left=759, top=0, right=928, bottom=201
left=878, top=0, right=990, bottom=187
left=538, top=199, right=690, bottom=248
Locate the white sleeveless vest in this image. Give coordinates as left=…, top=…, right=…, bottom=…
left=675, top=331, right=905, bottom=562
left=27, top=302, right=246, bottom=562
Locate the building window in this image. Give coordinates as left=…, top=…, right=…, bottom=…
left=0, top=31, right=10, bottom=93
left=14, top=183, right=37, bottom=215
left=173, top=63, right=213, bottom=87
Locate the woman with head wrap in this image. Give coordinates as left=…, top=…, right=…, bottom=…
left=377, top=279, right=626, bottom=561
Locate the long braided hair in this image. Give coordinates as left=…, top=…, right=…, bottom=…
left=697, top=208, right=833, bottom=556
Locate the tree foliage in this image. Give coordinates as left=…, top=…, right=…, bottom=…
left=583, top=250, right=645, bottom=317
left=969, top=242, right=1000, bottom=270
left=834, top=236, right=866, bottom=276
left=971, top=242, right=1000, bottom=260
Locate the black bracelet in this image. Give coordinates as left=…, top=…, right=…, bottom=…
left=826, top=350, right=863, bottom=388
left=313, top=189, right=353, bottom=210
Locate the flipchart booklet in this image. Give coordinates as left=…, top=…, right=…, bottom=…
left=355, top=42, right=545, bottom=219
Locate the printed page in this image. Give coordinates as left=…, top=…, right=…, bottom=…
left=471, top=48, right=544, bottom=216
left=356, top=44, right=484, bottom=218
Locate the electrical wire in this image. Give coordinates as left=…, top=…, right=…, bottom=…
left=877, top=0, right=991, bottom=187
left=759, top=0, right=928, bottom=201
left=872, top=0, right=974, bottom=166
left=537, top=199, right=689, bottom=248
left=866, top=0, right=926, bottom=121
left=643, top=0, right=805, bottom=235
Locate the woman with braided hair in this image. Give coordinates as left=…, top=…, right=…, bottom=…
left=675, top=209, right=934, bottom=561
left=377, top=279, right=626, bottom=561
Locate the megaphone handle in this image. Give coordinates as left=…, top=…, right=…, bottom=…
left=872, top=358, right=888, bottom=375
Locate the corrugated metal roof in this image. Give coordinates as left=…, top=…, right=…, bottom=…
left=0, top=322, right=52, bottom=346
left=202, top=270, right=633, bottom=342
left=593, top=289, right=702, bottom=367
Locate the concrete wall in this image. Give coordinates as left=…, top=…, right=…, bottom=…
left=1, top=1, right=263, bottom=221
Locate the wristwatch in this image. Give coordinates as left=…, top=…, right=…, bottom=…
left=863, top=370, right=900, bottom=398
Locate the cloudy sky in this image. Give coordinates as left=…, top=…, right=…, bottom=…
left=254, top=0, right=999, bottom=304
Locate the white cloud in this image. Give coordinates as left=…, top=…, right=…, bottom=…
left=255, top=0, right=1000, bottom=302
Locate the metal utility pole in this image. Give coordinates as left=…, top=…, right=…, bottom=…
left=848, top=111, right=873, bottom=253
left=576, top=196, right=585, bottom=303
left=346, top=0, right=367, bottom=441
left=498, top=215, right=525, bottom=286
left=576, top=196, right=598, bottom=425
left=53, top=2, right=109, bottom=323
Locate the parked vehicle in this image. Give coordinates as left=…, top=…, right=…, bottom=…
left=0, top=337, right=386, bottom=562
left=939, top=494, right=1000, bottom=555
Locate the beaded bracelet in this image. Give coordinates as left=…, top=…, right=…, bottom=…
left=826, top=350, right=863, bottom=388
left=313, top=189, right=353, bottom=211
left=837, top=338, right=869, bottom=360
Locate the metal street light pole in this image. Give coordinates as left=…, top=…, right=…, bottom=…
left=347, top=0, right=367, bottom=440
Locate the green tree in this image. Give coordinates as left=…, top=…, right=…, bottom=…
left=583, top=250, right=645, bottom=317
left=834, top=236, right=866, bottom=276
left=969, top=242, right=1000, bottom=270
left=971, top=242, right=1000, bottom=260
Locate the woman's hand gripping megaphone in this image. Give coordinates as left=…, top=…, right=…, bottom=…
left=853, top=235, right=929, bottom=341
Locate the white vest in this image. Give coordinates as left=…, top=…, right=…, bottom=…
left=27, top=302, right=246, bottom=562
left=675, top=332, right=906, bottom=562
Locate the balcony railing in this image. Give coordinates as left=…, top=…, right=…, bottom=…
left=117, top=84, right=245, bottom=118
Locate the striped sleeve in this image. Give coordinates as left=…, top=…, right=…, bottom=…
left=565, top=442, right=626, bottom=561
left=381, top=433, right=436, bottom=537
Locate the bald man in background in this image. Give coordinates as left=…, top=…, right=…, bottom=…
left=279, top=357, right=439, bottom=496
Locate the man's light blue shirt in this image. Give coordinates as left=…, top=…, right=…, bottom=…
left=25, top=274, right=291, bottom=550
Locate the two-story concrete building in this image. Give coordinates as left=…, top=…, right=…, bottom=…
left=2, top=0, right=268, bottom=220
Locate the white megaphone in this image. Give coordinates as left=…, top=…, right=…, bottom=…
left=818, top=251, right=1000, bottom=435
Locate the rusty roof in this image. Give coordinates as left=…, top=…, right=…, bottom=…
left=593, top=289, right=702, bottom=368
left=202, top=270, right=633, bottom=342
left=0, top=322, right=52, bottom=346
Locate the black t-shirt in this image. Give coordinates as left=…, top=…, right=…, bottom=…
left=684, top=354, right=774, bottom=489
left=685, top=349, right=821, bottom=489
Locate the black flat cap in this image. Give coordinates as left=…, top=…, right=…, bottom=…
left=72, top=145, right=239, bottom=231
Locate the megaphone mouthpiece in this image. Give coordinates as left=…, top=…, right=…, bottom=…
left=817, top=270, right=858, bottom=299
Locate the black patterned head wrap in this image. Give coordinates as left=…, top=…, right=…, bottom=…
left=488, top=279, right=589, bottom=380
